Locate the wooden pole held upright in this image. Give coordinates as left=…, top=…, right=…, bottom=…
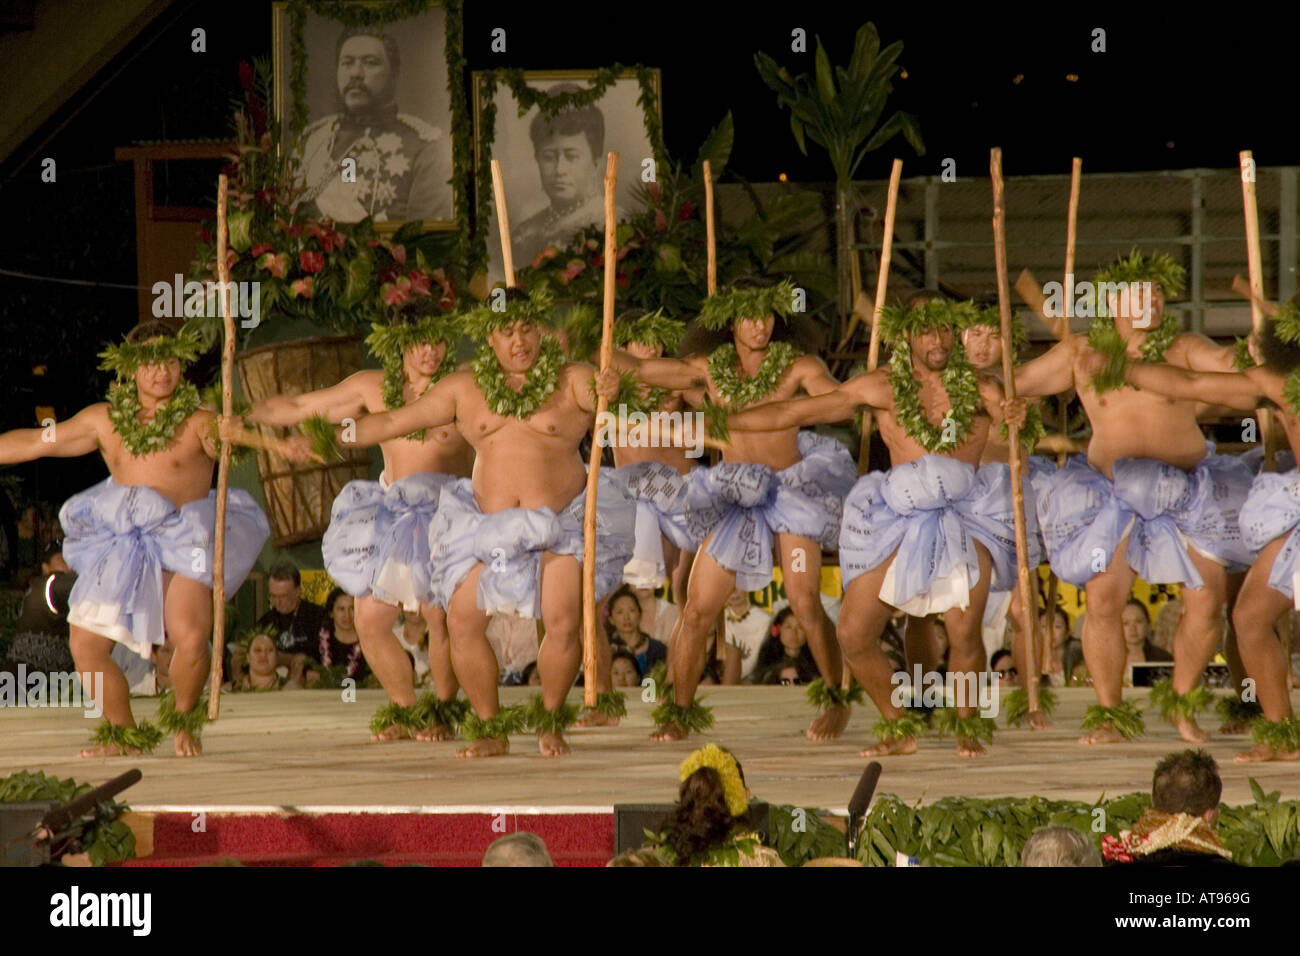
left=990, top=148, right=1041, bottom=713
left=207, top=173, right=237, bottom=719
left=1241, top=150, right=1274, bottom=470
left=856, top=159, right=904, bottom=474
left=491, top=158, right=516, bottom=288
left=582, top=152, right=619, bottom=706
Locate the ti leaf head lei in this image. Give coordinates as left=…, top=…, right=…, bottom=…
left=462, top=284, right=557, bottom=339
left=615, top=308, right=685, bottom=352
left=1094, top=249, right=1187, bottom=301
left=1267, top=301, right=1300, bottom=416
left=366, top=307, right=464, bottom=440
left=98, top=328, right=202, bottom=380
left=878, top=298, right=973, bottom=346
left=697, top=278, right=798, bottom=331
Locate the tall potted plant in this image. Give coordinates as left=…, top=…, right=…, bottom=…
left=756, top=22, right=924, bottom=346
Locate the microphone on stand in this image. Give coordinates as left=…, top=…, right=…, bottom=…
left=845, top=761, right=882, bottom=860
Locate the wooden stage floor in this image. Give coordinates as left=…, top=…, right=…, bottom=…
left=2, top=687, right=1297, bottom=812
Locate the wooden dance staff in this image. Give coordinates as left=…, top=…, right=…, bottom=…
left=990, top=148, right=1041, bottom=712
left=207, top=173, right=237, bottom=718
left=581, top=152, right=620, bottom=705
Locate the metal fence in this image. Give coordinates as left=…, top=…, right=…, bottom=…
left=850, top=166, right=1298, bottom=337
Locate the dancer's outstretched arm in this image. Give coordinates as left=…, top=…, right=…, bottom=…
left=245, top=371, right=371, bottom=427
left=1123, top=361, right=1268, bottom=412
left=0, top=404, right=100, bottom=463
left=1012, top=335, right=1077, bottom=398
left=729, top=371, right=890, bottom=432
left=349, top=375, right=460, bottom=447
left=611, top=350, right=710, bottom=391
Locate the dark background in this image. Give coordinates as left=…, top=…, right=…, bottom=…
left=0, top=0, right=1285, bottom=502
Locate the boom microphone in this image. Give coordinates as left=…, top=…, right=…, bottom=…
left=845, top=761, right=881, bottom=859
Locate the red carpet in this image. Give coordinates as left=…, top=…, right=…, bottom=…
left=114, top=811, right=615, bottom=867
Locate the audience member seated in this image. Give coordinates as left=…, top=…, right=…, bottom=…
left=1102, top=749, right=1236, bottom=866
left=488, top=613, right=541, bottom=685
left=233, top=631, right=291, bottom=692
left=1039, top=607, right=1074, bottom=686
left=722, top=588, right=770, bottom=683
left=632, top=585, right=679, bottom=648
left=1150, top=598, right=1183, bottom=661
left=607, top=585, right=668, bottom=677
left=750, top=607, right=819, bottom=684
left=307, top=588, right=369, bottom=687
left=1020, top=825, right=1101, bottom=867
left=395, top=610, right=431, bottom=686
left=4, top=542, right=76, bottom=675
left=990, top=648, right=1016, bottom=688
left=644, top=744, right=784, bottom=867
left=243, top=563, right=330, bottom=682
left=1124, top=598, right=1173, bottom=670
left=611, top=647, right=641, bottom=687
left=519, top=661, right=542, bottom=687
left=482, top=832, right=553, bottom=867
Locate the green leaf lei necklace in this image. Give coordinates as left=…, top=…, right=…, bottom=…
left=106, top=380, right=202, bottom=457
left=1086, top=315, right=1180, bottom=391
left=888, top=340, right=980, bottom=454
left=472, top=336, right=567, bottom=419
left=381, top=358, right=455, bottom=441
left=708, top=341, right=801, bottom=408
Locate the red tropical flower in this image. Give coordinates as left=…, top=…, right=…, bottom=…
left=258, top=252, right=289, bottom=279
left=646, top=181, right=662, bottom=204
left=615, top=271, right=629, bottom=288
left=382, top=277, right=412, bottom=305
left=299, top=250, right=325, bottom=274
left=679, top=200, right=695, bottom=222
left=289, top=277, right=314, bottom=299
left=390, top=244, right=407, bottom=265
left=408, top=269, right=431, bottom=296
left=654, top=208, right=668, bottom=232
left=250, top=243, right=273, bottom=258
left=560, top=259, right=586, bottom=285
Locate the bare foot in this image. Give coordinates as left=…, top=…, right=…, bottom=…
left=859, top=736, right=918, bottom=757
left=370, top=723, right=410, bottom=743
left=538, top=731, right=571, bottom=757
left=1026, top=710, right=1055, bottom=731
left=77, top=743, right=142, bottom=758
left=412, top=724, right=457, bottom=742
left=1171, top=714, right=1209, bottom=744
left=173, top=730, right=202, bottom=758
left=1078, top=724, right=1128, bottom=745
left=806, top=704, right=851, bottom=741
left=1218, top=718, right=1251, bottom=736
left=1233, top=741, right=1300, bottom=763
left=955, top=736, right=988, bottom=758
left=574, top=709, right=620, bottom=728
left=456, top=737, right=509, bottom=758
left=651, top=723, right=689, bottom=742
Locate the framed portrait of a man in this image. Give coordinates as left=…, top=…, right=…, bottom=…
left=473, top=69, right=662, bottom=285
left=272, top=2, right=458, bottom=231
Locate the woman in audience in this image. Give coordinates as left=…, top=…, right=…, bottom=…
left=751, top=608, right=819, bottom=684
left=990, top=648, right=1017, bottom=688
left=611, top=648, right=641, bottom=688
left=1124, top=598, right=1173, bottom=668
left=309, top=588, right=370, bottom=686
left=606, top=585, right=669, bottom=677
left=234, top=631, right=288, bottom=692
left=646, top=744, right=783, bottom=867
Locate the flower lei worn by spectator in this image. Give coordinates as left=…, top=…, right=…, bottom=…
left=1101, top=809, right=1233, bottom=863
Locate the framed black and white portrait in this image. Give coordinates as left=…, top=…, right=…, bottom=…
left=473, top=69, right=663, bottom=284
left=273, top=1, right=458, bottom=231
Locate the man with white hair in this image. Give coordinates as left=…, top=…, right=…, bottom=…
left=482, top=832, right=554, bottom=867
left=1020, top=826, right=1101, bottom=867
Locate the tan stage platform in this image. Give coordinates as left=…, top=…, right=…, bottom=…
left=1, top=687, right=1297, bottom=812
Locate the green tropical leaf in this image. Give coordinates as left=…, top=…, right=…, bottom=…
left=847, top=23, right=880, bottom=80
left=694, top=112, right=734, bottom=178
left=789, top=114, right=807, bottom=155
left=814, top=42, right=838, bottom=106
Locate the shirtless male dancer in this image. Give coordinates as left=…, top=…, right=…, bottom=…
left=246, top=301, right=471, bottom=741
left=0, top=322, right=269, bottom=757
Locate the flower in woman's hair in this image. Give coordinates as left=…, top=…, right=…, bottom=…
left=289, top=277, right=314, bottom=299
left=299, top=250, right=325, bottom=274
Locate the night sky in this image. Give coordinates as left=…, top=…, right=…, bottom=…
left=0, top=0, right=1290, bottom=501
